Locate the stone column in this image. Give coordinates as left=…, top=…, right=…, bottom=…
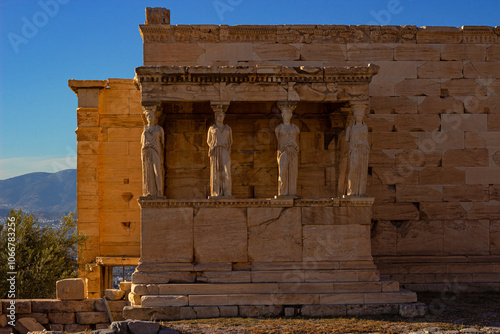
left=207, top=101, right=233, bottom=199
left=141, top=103, right=165, bottom=197
left=344, top=101, right=370, bottom=197
left=69, top=79, right=108, bottom=298
left=275, top=101, right=300, bottom=198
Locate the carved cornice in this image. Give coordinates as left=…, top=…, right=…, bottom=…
left=139, top=24, right=499, bottom=44
left=135, top=65, right=380, bottom=86
left=138, top=197, right=373, bottom=208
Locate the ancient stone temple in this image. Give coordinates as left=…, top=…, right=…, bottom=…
left=69, top=7, right=500, bottom=319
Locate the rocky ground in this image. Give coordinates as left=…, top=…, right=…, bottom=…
left=160, top=292, right=500, bottom=334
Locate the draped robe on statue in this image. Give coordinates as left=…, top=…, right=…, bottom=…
left=346, top=123, right=369, bottom=196
left=207, top=124, right=233, bottom=197
left=141, top=125, right=164, bottom=197
left=276, top=123, right=300, bottom=197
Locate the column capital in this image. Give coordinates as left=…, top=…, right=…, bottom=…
left=277, top=101, right=297, bottom=113
left=210, top=101, right=230, bottom=114
left=349, top=100, right=369, bottom=114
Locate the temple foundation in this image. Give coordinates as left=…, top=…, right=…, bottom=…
left=125, top=197, right=424, bottom=319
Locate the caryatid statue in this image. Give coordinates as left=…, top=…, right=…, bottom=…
left=141, top=105, right=165, bottom=197
left=275, top=101, right=300, bottom=198
left=207, top=102, right=233, bottom=198
left=345, top=102, right=370, bottom=196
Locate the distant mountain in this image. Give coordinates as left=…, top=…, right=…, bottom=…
left=0, top=169, right=76, bottom=220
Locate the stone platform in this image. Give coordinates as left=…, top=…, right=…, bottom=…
left=128, top=197, right=422, bottom=319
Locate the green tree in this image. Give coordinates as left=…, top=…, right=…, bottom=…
left=0, top=209, right=87, bottom=298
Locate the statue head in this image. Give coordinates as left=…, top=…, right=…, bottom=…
left=277, top=101, right=297, bottom=125
left=215, top=111, right=225, bottom=125
left=143, top=106, right=158, bottom=126
left=353, top=109, right=365, bottom=124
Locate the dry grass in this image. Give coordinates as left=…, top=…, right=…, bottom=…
left=161, top=292, right=500, bottom=334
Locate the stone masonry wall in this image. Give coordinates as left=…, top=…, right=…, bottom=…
left=74, top=23, right=500, bottom=293
left=137, top=24, right=500, bottom=291
left=74, top=79, right=143, bottom=297
left=0, top=299, right=127, bottom=332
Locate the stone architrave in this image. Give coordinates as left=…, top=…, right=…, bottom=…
left=207, top=102, right=233, bottom=198
left=345, top=102, right=370, bottom=197
left=275, top=101, right=300, bottom=198
left=141, top=105, right=165, bottom=197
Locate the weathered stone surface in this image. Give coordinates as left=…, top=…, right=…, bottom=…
left=442, top=44, right=487, bottom=61
left=128, top=292, right=142, bottom=306
left=419, top=167, right=465, bottom=185
left=141, top=295, right=188, bottom=307
left=396, top=220, right=444, bottom=255
left=128, top=320, right=160, bottom=334
left=2, top=300, right=30, bottom=314
left=371, top=220, right=397, bottom=256
left=443, top=148, right=489, bottom=167
left=347, top=44, right=393, bottom=61
left=303, top=225, right=371, bottom=261
left=56, top=278, right=87, bottom=300
left=372, top=203, right=420, bottom=221
left=372, top=132, right=418, bottom=149
left=301, top=44, right=346, bottom=61
left=421, top=202, right=467, bottom=220
left=193, top=306, right=220, bottom=319
left=248, top=207, right=302, bottom=262
left=395, top=79, right=441, bottom=96
left=95, top=299, right=129, bottom=313
left=158, top=327, right=180, bottom=334
left=31, top=299, right=95, bottom=313
left=219, top=306, right=238, bottom=317
left=464, top=62, right=500, bottom=79
left=394, top=114, right=440, bottom=131
left=466, top=132, right=500, bottom=149
left=301, top=304, right=347, bottom=317
left=141, top=207, right=194, bottom=263
left=238, top=305, right=282, bottom=317
left=395, top=150, right=442, bottom=167
left=443, top=185, right=489, bottom=202
left=48, top=312, right=75, bottom=324
left=194, top=208, right=248, bottom=263
left=467, top=202, right=500, bottom=219
left=64, top=323, right=91, bottom=332
left=14, top=318, right=45, bottom=334
left=418, top=96, right=464, bottom=114
left=418, top=61, right=463, bottom=79
left=105, top=289, right=126, bottom=301
left=0, top=314, right=7, bottom=327
left=119, top=281, right=132, bottom=293
left=444, top=220, right=490, bottom=255
left=491, top=220, right=500, bottom=255
left=394, top=44, right=441, bottom=60
left=254, top=43, right=300, bottom=61
left=396, top=185, right=442, bottom=202
left=347, top=303, right=399, bottom=316
left=466, top=168, right=500, bottom=185
left=75, top=311, right=109, bottom=325
left=370, top=96, right=417, bottom=114
left=442, top=79, right=487, bottom=96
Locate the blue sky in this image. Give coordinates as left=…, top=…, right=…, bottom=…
left=0, top=0, right=499, bottom=179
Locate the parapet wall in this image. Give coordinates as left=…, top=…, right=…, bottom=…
left=0, top=299, right=127, bottom=332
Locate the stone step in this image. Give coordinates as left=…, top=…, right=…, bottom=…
left=141, top=290, right=417, bottom=307
left=151, top=281, right=399, bottom=295
left=196, top=269, right=381, bottom=283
